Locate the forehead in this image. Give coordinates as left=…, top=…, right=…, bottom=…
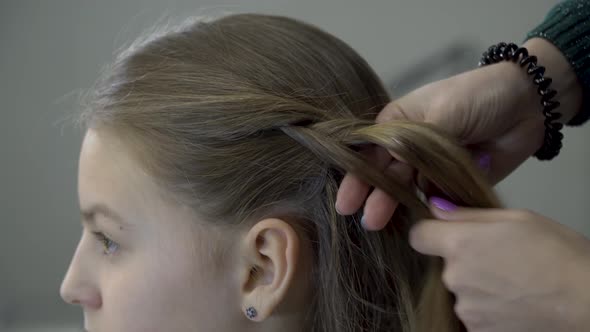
left=79, top=129, right=140, bottom=181
left=78, top=129, right=205, bottom=233
left=80, top=129, right=135, bottom=188
left=77, top=129, right=158, bottom=218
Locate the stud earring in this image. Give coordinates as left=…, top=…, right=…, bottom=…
left=245, top=306, right=257, bottom=320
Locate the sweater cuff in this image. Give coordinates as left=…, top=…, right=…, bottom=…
left=525, top=0, right=590, bottom=126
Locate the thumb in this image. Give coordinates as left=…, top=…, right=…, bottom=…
left=429, top=196, right=505, bottom=222
left=409, top=219, right=470, bottom=257
left=410, top=197, right=502, bottom=257
left=376, top=97, right=424, bottom=123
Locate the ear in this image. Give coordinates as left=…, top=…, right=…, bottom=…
left=238, top=218, right=300, bottom=322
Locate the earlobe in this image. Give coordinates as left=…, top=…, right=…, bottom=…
left=239, top=218, right=300, bottom=321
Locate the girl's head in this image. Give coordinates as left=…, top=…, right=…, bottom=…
left=60, top=13, right=498, bottom=332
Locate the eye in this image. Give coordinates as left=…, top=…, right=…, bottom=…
left=92, top=231, right=120, bottom=256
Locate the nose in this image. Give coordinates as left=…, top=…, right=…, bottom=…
left=60, top=236, right=101, bottom=308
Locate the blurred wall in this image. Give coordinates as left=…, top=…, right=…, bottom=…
left=2, top=0, right=587, bottom=330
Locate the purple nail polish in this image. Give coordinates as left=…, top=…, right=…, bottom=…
left=360, top=215, right=367, bottom=228
left=430, top=196, right=457, bottom=212
left=478, top=154, right=491, bottom=171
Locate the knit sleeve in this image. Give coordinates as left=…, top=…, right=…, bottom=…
left=525, top=0, right=590, bottom=126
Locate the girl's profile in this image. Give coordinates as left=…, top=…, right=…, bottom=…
left=60, top=13, right=498, bottom=332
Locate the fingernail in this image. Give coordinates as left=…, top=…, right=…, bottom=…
left=430, top=196, right=457, bottom=212
left=335, top=203, right=342, bottom=215
left=360, top=215, right=367, bottom=228
left=477, top=153, right=491, bottom=171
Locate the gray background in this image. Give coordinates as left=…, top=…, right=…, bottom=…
left=2, top=0, right=588, bottom=330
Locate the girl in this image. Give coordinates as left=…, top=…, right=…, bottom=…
left=60, top=13, right=497, bottom=332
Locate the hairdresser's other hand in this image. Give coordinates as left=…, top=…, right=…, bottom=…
left=411, top=198, right=590, bottom=332
left=336, top=38, right=583, bottom=230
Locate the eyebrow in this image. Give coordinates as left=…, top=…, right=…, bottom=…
left=81, top=204, right=132, bottom=229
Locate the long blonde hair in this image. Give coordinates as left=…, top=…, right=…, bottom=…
left=78, top=13, right=499, bottom=331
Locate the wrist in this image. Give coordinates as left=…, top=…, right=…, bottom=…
left=490, top=61, right=546, bottom=152
left=523, top=38, right=583, bottom=125
left=494, top=61, right=544, bottom=124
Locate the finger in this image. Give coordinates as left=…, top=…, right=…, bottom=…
left=362, top=189, right=398, bottom=231
left=362, top=160, right=414, bottom=230
left=409, top=217, right=493, bottom=258
left=409, top=220, right=463, bottom=257
left=336, top=146, right=392, bottom=215
left=336, top=174, right=370, bottom=215
left=376, top=98, right=424, bottom=123
left=428, top=196, right=507, bottom=222
left=475, top=152, right=491, bottom=173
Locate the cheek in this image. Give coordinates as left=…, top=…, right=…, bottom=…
left=100, top=243, right=237, bottom=331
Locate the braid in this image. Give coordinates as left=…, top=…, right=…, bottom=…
left=281, top=118, right=499, bottom=211
left=279, top=117, right=500, bottom=331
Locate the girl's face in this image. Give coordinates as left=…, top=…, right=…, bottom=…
left=60, top=129, right=242, bottom=332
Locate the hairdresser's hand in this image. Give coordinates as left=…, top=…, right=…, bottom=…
left=411, top=198, right=590, bottom=332
left=336, top=38, right=583, bottom=230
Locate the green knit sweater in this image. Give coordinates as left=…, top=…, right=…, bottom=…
left=526, top=0, right=590, bottom=126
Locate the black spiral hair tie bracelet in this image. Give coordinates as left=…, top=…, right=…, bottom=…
left=479, top=42, right=563, bottom=160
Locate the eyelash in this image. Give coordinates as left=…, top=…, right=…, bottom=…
left=92, top=231, right=120, bottom=256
